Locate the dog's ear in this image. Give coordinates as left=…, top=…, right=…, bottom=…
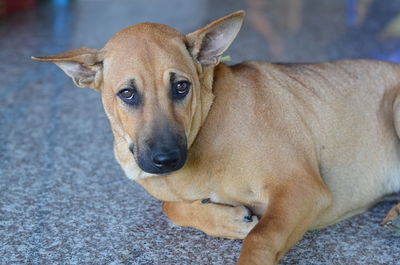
left=32, top=47, right=104, bottom=91
left=185, top=11, right=245, bottom=67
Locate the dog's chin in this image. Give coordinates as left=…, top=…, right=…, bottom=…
left=123, top=160, right=179, bottom=180
left=138, top=163, right=185, bottom=176
left=135, top=170, right=158, bottom=179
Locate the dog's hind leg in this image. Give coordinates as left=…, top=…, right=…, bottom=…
left=162, top=200, right=258, bottom=239
left=382, top=94, right=400, bottom=235
left=383, top=203, right=400, bottom=236
left=392, top=93, right=400, bottom=142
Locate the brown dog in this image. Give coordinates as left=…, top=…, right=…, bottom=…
left=32, top=11, right=400, bottom=265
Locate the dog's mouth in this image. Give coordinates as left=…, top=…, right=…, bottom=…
left=129, top=143, right=187, bottom=175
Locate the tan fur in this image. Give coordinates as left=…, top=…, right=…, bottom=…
left=32, top=11, right=400, bottom=265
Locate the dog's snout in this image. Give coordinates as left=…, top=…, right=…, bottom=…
left=134, top=126, right=187, bottom=174
left=153, top=151, right=179, bottom=169
left=135, top=133, right=188, bottom=174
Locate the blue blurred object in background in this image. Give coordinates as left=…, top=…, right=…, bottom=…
left=52, top=0, right=69, bottom=7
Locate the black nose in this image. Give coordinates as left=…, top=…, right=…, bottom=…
left=152, top=151, right=179, bottom=170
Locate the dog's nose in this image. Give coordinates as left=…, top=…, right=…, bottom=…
left=152, top=151, right=180, bottom=170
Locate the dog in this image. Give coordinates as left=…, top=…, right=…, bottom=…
left=32, top=10, right=400, bottom=265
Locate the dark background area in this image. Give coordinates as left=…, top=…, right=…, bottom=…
left=1, top=0, right=400, bottom=264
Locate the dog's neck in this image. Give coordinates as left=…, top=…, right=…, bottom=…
left=186, top=63, right=216, bottom=148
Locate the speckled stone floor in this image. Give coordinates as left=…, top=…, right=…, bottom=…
left=1, top=0, right=400, bottom=264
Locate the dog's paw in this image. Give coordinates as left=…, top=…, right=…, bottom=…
left=382, top=203, right=400, bottom=236
left=194, top=200, right=259, bottom=239
left=214, top=204, right=259, bottom=240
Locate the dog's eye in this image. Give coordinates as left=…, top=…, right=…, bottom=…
left=117, top=88, right=138, bottom=105
left=120, top=89, right=134, bottom=99
left=172, top=81, right=191, bottom=100
left=176, top=81, right=190, bottom=93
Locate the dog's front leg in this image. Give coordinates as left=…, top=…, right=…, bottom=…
left=163, top=200, right=259, bottom=239
left=237, top=179, right=332, bottom=265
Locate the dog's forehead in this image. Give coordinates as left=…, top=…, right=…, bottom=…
left=102, top=23, right=194, bottom=83
left=104, top=23, right=184, bottom=55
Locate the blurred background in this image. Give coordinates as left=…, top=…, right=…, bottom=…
left=3, top=0, right=400, bottom=62
left=1, top=0, right=400, bottom=264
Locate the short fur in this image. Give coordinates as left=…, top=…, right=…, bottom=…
left=32, top=11, right=400, bottom=265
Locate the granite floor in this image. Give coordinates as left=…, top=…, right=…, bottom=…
left=1, top=0, right=400, bottom=264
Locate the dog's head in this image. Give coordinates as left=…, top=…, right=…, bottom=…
left=32, top=11, right=244, bottom=175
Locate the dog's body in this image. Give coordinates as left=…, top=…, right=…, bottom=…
left=33, top=11, right=400, bottom=265
left=137, top=59, right=400, bottom=223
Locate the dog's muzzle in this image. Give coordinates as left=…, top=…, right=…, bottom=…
left=152, top=151, right=180, bottom=170
left=130, top=137, right=187, bottom=174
